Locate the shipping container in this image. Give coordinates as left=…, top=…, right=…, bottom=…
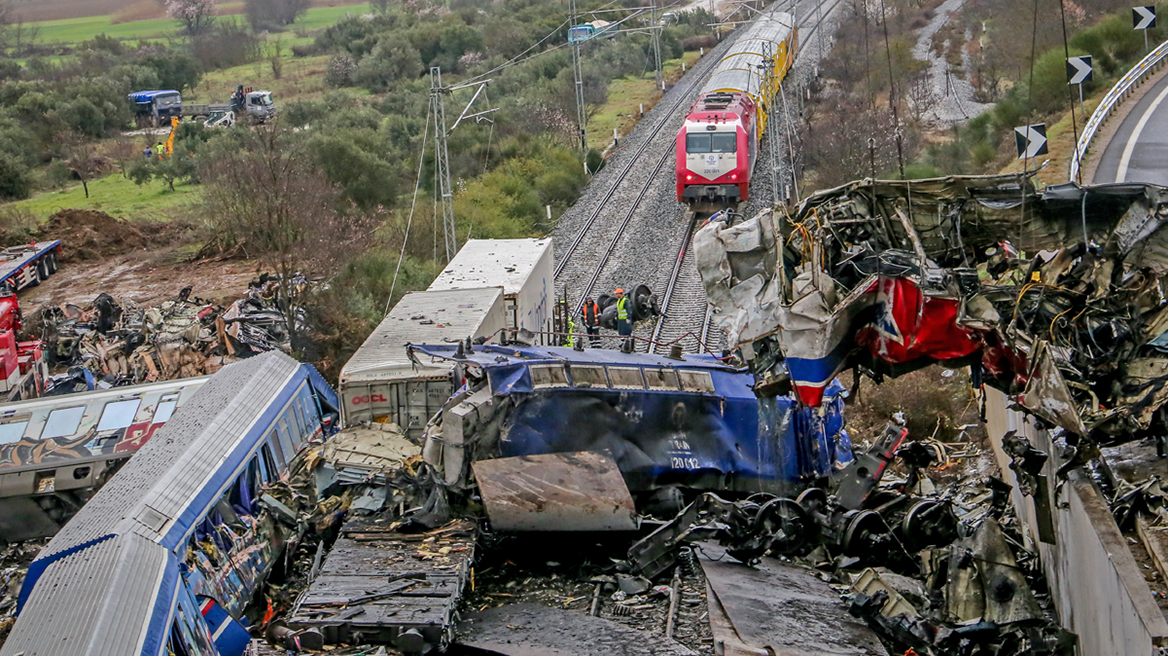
left=339, top=287, right=506, bottom=437
left=428, top=238, right=554, bottom=344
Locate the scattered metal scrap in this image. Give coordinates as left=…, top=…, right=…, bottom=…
left=286, top=519, right=475, bottom=653
left=695, top=175, right=1168, bottom=459
left=622, top=466, right=1074, bottom=655
left=38, top=278, right=300, bottom=385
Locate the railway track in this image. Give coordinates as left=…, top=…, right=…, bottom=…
left=646, top=0, right=844, bottom=356
left=552, top=31, right=734, bottom=312
left=553, top=0, right=842, bottom=354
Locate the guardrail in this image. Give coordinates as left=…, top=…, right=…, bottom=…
left=1069, top=38, right=1168, bottom=183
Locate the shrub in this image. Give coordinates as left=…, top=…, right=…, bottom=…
left=356, top=41, right=422, bottom=92
left=0, top=151, right=32, bottom=200
left=326, top=52, right=357, bottom=88
left=682, top=35, right=718, bottom=51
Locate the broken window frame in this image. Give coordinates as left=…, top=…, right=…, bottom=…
left=41, top=406, right=85, bottom=440
left=531, top=364, right=569, bottom=389
left=678, top=370, right=716, bottom=393
left=153, top=393, right=180, bottom=424
left=607, top=367, right=646, bottom=389
left=95, top=398, right=142, bottom=432
left=168, top=583, right=216, bottom=656
left=569, top=365, right=609, bottom=388
left=0, top=417, right=28, bottom=444
left=258, top=444, right=277, bottom=482
left=644, top=368, right=682, bottom=391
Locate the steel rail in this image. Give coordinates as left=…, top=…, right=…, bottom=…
left=645, top=0, right=840, bottom=354
left=553, top=43, right=725, bottom=282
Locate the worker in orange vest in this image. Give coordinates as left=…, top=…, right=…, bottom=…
left=582, top=297, right=601, bottom=347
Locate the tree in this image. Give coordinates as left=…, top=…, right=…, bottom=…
left=0, top=151, right=30, bottom=201
left=58, top=132, right=99, bottom=199
left=245, top=0, right=310, bottom=30
left=198, top=126, right=380, bottom=340
left=128, top=150, right=197, bottom=191
left=325, top=52, right=356, bottom=88
left=166, top=0, right=217, bottom=36
left=355, top=40, right=421, bottom=92
left=141, top=52, right=204, bottom=92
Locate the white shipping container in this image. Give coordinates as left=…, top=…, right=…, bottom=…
left=339, top=287, right=505, bottom=437
left=428, top=238, right=554, bottom=344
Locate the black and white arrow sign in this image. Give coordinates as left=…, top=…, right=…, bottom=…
left=1014, top=124, right=1048, bottom=159
left=1134, top=5, right=1156, bottom=29
left=1066, top=55, right=1093, bottom=84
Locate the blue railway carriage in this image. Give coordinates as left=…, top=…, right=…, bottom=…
left=1, top=351, right=339, bottom=656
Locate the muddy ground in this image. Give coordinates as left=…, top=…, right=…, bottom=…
left=14, top=209, right=260, bottom=321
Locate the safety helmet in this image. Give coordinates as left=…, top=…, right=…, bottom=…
left=614, top=288, right=624, bottom=294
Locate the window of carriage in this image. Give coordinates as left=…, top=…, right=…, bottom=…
left=644, top=368, right=681, bottom=391
left=678, top=370, right=715, bottom=393
left=607, top=367, right=645, bottom=389
left=259, top=444, right=277, bottom=482
left=294, top=398, right=308, bottom=437
left=0, top=418, right=28, bottom=444
left=530, top=364, right=568, bottom=388
left=96, top=399, right=141, bottom=431
left=570, top=365, right=608, bottom=388
left=41, top=406, right=85, bottom=439
left=153, top=393, right=180, bottom=423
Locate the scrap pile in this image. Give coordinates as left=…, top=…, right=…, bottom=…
left=695, top=176, right=1168, bottom=455
left=0, top=541, right=42, bottom=646
left=249, top=396, right=1072, bottom=655
left=619, top=424, right=1076, bottom=656
left=37, top=277, right=300, bottom=384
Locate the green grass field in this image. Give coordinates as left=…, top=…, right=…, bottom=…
left=34, top=15, right=177, bottom=44
left=11, top=174, right=201, bottom=221
left=32, top=2, right=369, bottom=45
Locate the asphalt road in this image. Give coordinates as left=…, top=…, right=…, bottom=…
left=1093, top=70, right=1168, bottom=184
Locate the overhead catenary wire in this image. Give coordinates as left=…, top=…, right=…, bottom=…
left=1058, top=0, right=1082, bottom=185
left=387, top=96, right=433, bottom=316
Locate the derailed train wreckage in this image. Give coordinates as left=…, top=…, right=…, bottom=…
left=410, top=343, right=854, bottom=520
left=696, top=174, right=1168, bottom=454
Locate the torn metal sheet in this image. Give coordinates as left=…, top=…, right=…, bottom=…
left=971, top=518, right=1043, bottom=625
left=694, top=175, right=1168, bottom=454
left=850, top=568, right=920, bottom=621
left=472, top=451, right=637, bottom=532
left=320, top=421, right=422, bottom=486
left=456, top=602, right=696, bottom=656
left=698, top=544, right=888, bottom=656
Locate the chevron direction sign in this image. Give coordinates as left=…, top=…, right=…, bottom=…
left=1014, top=124, right=1048, bottom=159
left=1067, top=55, right=1092, bottom=84
left=1134, top=5, right=1156, bottom=29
